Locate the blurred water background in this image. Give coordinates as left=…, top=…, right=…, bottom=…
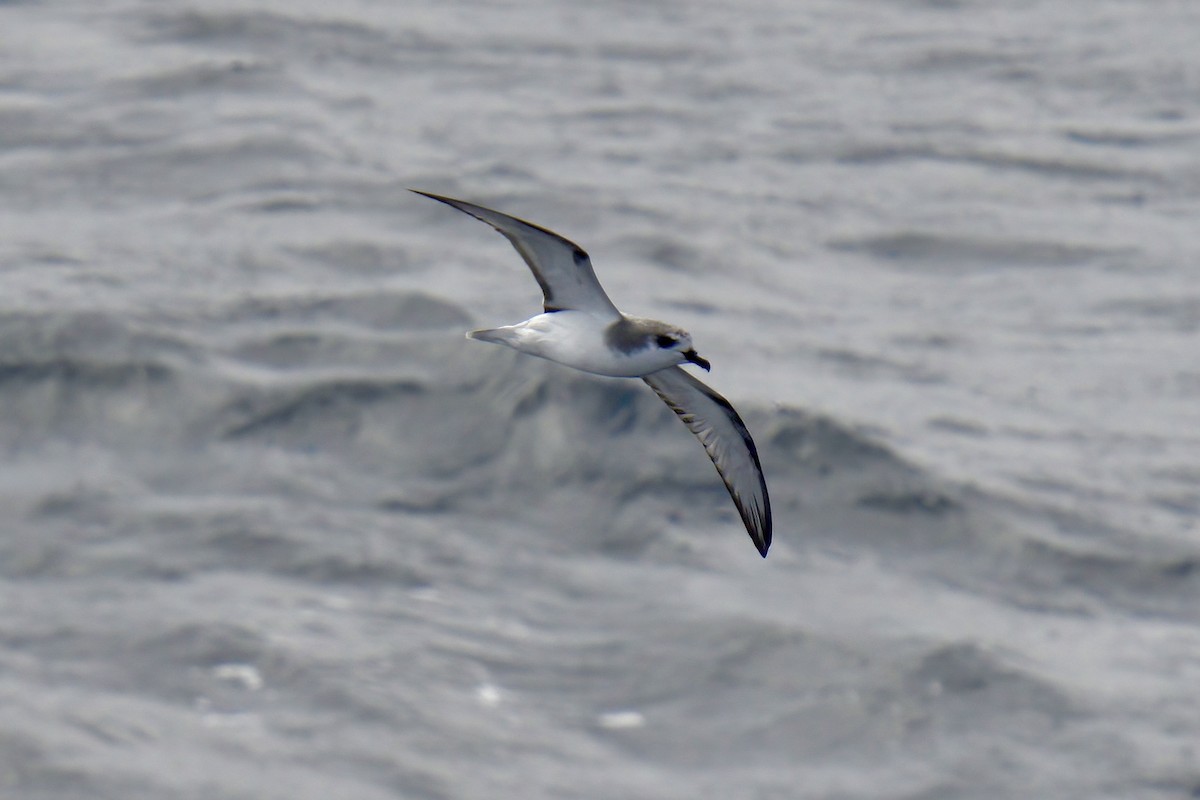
left=2, top=1, right=1199, bottom=798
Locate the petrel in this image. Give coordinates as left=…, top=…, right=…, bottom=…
left=414, top=191, right=772, bottom=557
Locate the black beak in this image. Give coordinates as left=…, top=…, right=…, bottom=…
left=683, top=349, right=711, bottom=372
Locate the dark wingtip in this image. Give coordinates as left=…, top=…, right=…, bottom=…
left=411, top=190, right=482, bottom=221
left=752, top=501, right=772, bottom=557
left=411, top=189, right=469, bottom=209
left=410, top=188, right=447, bottom=202
left=755, top=523, right=771, bottom=557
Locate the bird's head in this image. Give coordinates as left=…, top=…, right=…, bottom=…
left=653, top=327, right=710, bottom=372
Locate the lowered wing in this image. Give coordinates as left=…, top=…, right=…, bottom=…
left=643, top=366, right=772, bottom=557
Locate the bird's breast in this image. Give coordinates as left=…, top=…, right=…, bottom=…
left=514, top=312, right=677, bottom=378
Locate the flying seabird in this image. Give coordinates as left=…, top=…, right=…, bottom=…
left=414, top=190, right=772, bottom=557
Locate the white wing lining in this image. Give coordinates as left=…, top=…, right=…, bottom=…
left=412, top=191, right=621, bottom=318
left=643, top=366, right=772, bottom=556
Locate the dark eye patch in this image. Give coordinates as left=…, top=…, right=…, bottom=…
left=656, top=334, right=676, bottom=348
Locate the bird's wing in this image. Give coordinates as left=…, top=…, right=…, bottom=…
left=412, top=190, right=621, bottom=319
left=642, top=366, right=772, bottom=557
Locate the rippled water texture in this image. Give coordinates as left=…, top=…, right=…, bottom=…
left=2, top=2, right=1198, bottom=798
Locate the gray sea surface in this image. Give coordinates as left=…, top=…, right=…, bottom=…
left=2, top=1, right=1199, bottom=798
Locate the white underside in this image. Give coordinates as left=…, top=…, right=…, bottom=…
left=468, top=311, right=683, bottom=378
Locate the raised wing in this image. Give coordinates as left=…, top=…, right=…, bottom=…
left=412, top=190, right=621, bottom=319
left=643, top=366, right=772, bottom=557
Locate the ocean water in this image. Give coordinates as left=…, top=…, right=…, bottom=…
left=2, top=1, right=1198, bottom=798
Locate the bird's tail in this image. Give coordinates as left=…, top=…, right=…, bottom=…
left=466, top=327, right=510, bottom=345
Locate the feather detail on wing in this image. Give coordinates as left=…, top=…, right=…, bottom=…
left=643, top=366, right=772, bottom=557
left=411, top=190, right=621, bottom=318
